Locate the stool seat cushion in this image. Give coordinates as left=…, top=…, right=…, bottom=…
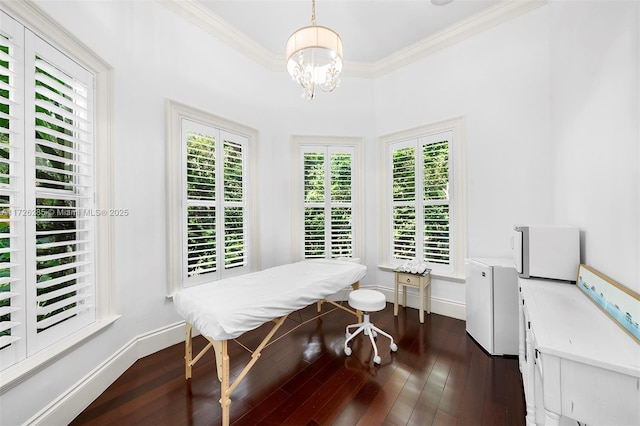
left=348, top=289, right=386, bottom=312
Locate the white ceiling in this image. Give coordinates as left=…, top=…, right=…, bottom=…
left=161, top=0, right=545, bottom=76
left=197, top=0, right=502, bottom=64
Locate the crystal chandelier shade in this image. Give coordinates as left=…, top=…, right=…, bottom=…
left=285, top=0, right=343, bottom=100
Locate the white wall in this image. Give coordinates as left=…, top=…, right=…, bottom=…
left=255, top=74, right=376, bottom=269
left=549, top=0, right=639, bottom=292
left=1, top=0, right=638, bottom=424
left=372, top=7, right=552, bottom=305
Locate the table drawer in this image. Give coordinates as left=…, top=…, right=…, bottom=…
left=397, top=273, right=420, bottom=286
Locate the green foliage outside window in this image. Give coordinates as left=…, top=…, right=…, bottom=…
left=303, top=151, right=353, bottom=259
left=186, top=132, right=216, bottom=276
left=0, top=197, right=10, bottom=344
left=186, top=132, right=246, bottom=277
left=0, top=43, right=11, bottom=342
left=392, top=140, right=450, bottom=265
left=33, top=59, right=83, bottom=332
left=392, top=147, right=416, bottom=260
left=423, top=141, right=450, bottom=264
left=304, top=207, right=325, bottom=258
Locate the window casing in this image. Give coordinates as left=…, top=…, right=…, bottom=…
left=292, top=137, right=364, bottom=262
left=0, top=7, right=114, bottom=376
left=381, top=118, right=466, bottom=278
left=166, top=101, right=258, bottom=293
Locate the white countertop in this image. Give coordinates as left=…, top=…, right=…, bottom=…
left=520, top=278, right=640, bottom=377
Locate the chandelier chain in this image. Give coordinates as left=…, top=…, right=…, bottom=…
left=311, top=0, right=316, bottom=25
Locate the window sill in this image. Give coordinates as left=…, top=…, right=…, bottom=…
left=0, top=314, right=121, bottom=394
left=377, top=264, right=465, bottom=283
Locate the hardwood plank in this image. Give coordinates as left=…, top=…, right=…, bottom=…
left=384, top=371, right=427, bottom=426
left=406, top=362, right=448, bottom=425
left=281, top=352, right=333, bottom=394
left=356, top=364, right=410, bottom=425
left=283, top=362, right=357, bottom=425
left=232, top=388, right=288, bottom=425
left=311, top=371, right=368, bottom=425
left=432, top=408, right=458, bottom=426
left=330, top=369, right=395, bottom=425
left=457, top=342, right=490, bottom=425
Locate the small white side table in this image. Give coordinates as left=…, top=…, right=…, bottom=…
left=394, top=271, right=431, bottom=323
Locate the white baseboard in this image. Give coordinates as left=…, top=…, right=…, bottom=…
left=27, top=289, right=465, bottom=425
left=26, top=321, right=186, bottom=426
left=327, top=284, right=466, bottom=321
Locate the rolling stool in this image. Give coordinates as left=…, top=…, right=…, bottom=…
left=344, top=289, right=398, bottom=364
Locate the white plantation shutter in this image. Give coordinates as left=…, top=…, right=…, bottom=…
left=392, top=144, right=416, bottom=261
left=182, top=120, right=248, bottom=287
left=222, top=134, right=245, bottom=269
left=302, top=146, right=354, bottom=259
left=185, top=124, right=217, bottom=279
left=422, top=138, right=450, bottom=265
left=27, top=32, right=96, bottom=352
left=0, top=13, right=25, bottom=369
left=303, top=151, right=325, bottom=258
left=330, top=152, right=352, bottom=257
left=388, top=131, right=453, bottom=273
left=0, top=13, right=97, bottom=371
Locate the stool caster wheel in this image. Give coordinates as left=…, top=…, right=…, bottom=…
left=390, top=343, right=398, bottom=352
left=344, top=347, right=352, bottom=356
left=373, top=355, right=381, bottom=365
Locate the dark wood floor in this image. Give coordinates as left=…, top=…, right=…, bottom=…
left=71, top=303, right=525, bottom=426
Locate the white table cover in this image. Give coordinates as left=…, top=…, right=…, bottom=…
left=174, top=259, right=366, bottom=340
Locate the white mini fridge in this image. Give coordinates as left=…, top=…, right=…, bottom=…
left=465, top=258, right=519, bottom=356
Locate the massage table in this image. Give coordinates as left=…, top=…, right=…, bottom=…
left=173, top=258, right=367, bottom=425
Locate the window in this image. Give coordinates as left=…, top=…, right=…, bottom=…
left=381, top=118, right=466, bottom=278
left=166, top=101, right=257, bottom=293
left=0, top=8, right=113, bottom=376
left=293, top=137, right=364, bottom=261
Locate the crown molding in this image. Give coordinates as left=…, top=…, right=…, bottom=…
left=157, top=0, right=282, bottom=71
left=0, top=0, right=112, bottom=72
left=159, top=0, right=547, bottom=79
left=365, top=0, right=547, bottom=78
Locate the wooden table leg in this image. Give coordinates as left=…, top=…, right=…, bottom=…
left=426, top=278, right=431, bottom=314
left=214, top=340, right=230, bottom=426
left=185, top=323, right=193, bottom=380
left=402, top=285, right=407, bottom=308
left=419, top=282, right=424, bottom=323
left=394, top=281, right=399, bottom=316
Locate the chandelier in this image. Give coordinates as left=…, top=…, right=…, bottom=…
left=285, top=0, right=343, bottom=100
